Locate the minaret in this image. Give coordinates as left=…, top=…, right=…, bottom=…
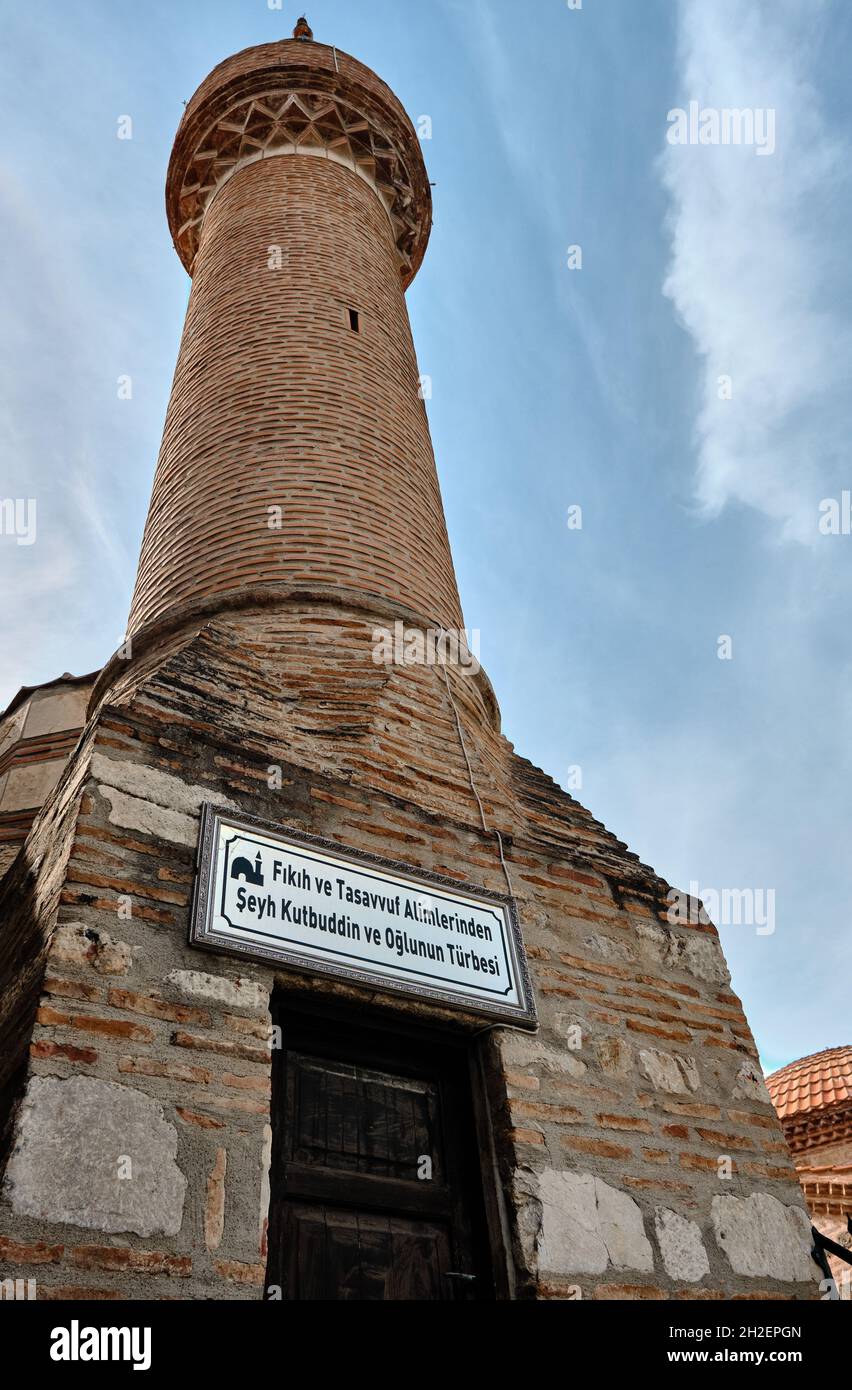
left=127, top=23, right=464, bottom=646
left=0, top=21, right=817, bottom=1306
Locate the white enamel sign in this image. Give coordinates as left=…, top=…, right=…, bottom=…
left=190, top=807, right=536, bottom=1027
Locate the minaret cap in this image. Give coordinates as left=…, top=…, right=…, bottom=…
left=293, top=16, right=313, bottom=40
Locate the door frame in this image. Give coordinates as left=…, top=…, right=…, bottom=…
left=267, top=986, right=516, bottom=1300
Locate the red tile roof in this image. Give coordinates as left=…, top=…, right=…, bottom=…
left=767, top=1046, right=852, bottom=1120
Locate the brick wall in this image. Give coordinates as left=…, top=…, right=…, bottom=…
left=0, top=605, right=820, bottom=1298
left=129, top=154, right=461, bottom=638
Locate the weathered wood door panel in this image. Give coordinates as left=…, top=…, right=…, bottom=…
left=267, top=1009, right=492, bottom=1301
left=281, top=1206, right=454, bottom=1301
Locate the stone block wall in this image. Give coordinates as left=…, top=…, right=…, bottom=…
left=0, top=602, right=819, bottom=1299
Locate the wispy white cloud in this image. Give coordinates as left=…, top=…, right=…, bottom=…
left=661, top=0, right=852, bottom=541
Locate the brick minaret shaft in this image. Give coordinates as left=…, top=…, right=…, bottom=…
left=128, top=32, right=464, bottom=641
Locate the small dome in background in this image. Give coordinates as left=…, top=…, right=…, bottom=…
left=766, top=1045, right=852, bottom=1120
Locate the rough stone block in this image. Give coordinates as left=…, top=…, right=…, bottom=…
left=3, top=1076, right=186, bottom=1238
left=732, top=1059, right=772, bottom=1103
left=91, top=753, right=239, bottom=847
left=639, top=1047, right=700, bottom=1095
left=711, top=1192, right=816, bottom=1282
left=538, top=1170, right=654, bottom=1276
left=499, top=1030, right=587, bottom=1078
left=49, top=924, right=132, bottom=976
left=166, top=970, right=269, bottom=1015
left=596, top=1036, right=633, bottom=1077
left=655, top=1207, right=710, bottom=1282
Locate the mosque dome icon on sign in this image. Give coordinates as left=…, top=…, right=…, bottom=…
left=230, top=851, right=265, bottom=888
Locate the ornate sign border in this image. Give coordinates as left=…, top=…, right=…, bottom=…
left=189, top=804, right=538, bottom=1029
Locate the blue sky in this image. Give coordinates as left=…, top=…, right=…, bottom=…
left=1, top=0, right=850, bottom=1073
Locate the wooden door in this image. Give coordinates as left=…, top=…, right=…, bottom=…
left=266, top=1008, right=492, bottom=1300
